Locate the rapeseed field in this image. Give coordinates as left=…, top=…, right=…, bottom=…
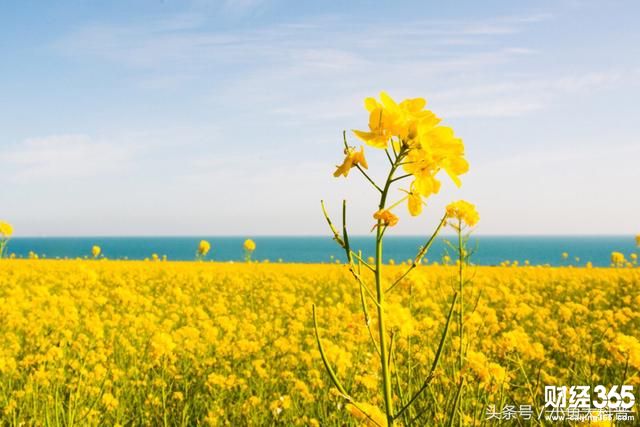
left=0, top=260, right=638, bottom=425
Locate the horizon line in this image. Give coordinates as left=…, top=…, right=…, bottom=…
left=8, top=233, right=637, bottom=239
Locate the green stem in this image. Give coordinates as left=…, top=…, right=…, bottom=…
left=373, top=146, right=406, bottom=426
left=359, top=273, right=382, bottom=357
left=312, top=305, right=350, bottom=397
left=375, top=223, right=393, bottom=425
left=447, top=379, right=465, bottom=427
left=457, top=221, right=464, bottom=427
left=394, top=292, right=459, bottom=420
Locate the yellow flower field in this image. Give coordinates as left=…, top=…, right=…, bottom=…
left=1, top=260, right=638, bottom=426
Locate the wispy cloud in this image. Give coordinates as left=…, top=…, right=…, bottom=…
left=50, top=12, right=568, bottom=120
left=53, top=14, right=543, bottom=71
left=55, top=10, right=633, bottom=122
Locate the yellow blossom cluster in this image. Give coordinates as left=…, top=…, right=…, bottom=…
left=92, top=245, right=101, bottom=258
left=243, top=239, right=256, bottom=252
left=0, top=259, right=638, bottom=425
left=198, top=240, right=211, bottom=255
left=334, top=92, right=469, bottom=223
left=611, top=251, right=626, bottom=267
left=0, top=221, right=13, bottom=238
left=445, top=200, right=480, bottom=228
left=355, top=93, right=467, bottom=195
left=0, top=221, right=13, bottom=259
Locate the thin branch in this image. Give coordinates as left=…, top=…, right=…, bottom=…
left=391, top=338, right=410, bottom=426
left=320, top=200, right=345, bottom=249
left=342, top=200, right=351, bottom=259
left=349, top=250, right=375, bottom=272
left=394, top=292, right=459, bottom=420
left=384, top=149, right=394, bottom=166
left=387, top=332, right=395, bottom=369
left=387, top=214, right=447, bottom=293
left=356, top=165, right=383, bottom=193
left=358, top=271, right=382, bottom=357
left=340, top=200, right=380, bottom=306
left=314, top=306, right=384, bottom=427
left=446, top=379, right=465, bottom=427
left=408, top=404, right=431, bottom=426
left=348, top=265, right=381, bottom=309
left=312, top=304, right=350, bottom=397
left=390, top=173, right=412, bottom=183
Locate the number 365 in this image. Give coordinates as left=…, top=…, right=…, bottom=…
left=593, top=385, right=635, bottom=409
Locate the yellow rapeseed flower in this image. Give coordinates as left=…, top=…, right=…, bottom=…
left=636, top=234, right=640, bottom=247
left=101, top=392, right=119, bottom=411
left=0, top=221, right=13, bottom=238
left=406, top=184, right=423, bottom=217
left=198, top=240, right=211, bottom=256
left=346, top=402, right=387, bottom=427
left=340, top=89, right=469, bottom=239
left=611, top=251, right=625, bottom=266
left=609, top=333, right=640, bottom=370
left=243, top=239, right=256, bottom=252
left=353, top=92, right=440, bottom=149
left=350, top=92, right=468, bottom=200
left=403, top=126, right=469, bottom=198
left=92, top=245, right=101, bottom=258
left=150, top=332, right=176, bottom=360
left=373, top=209, right=399, bottom=228
left=445, top=200, right=479, bottom=227
left=333, top=146, right=368, bottom=177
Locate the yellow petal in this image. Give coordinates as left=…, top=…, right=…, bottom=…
left=414, top=176, right=442, bottom=198
left=364, top=97, right=379, bottom=112
left=354, top=146, right=369, bottom=169
left=352, top=130, right=388, bottom=149
left=400, top=97, right=426, bottom=112
left=379, top=91, right=398, bottom=110
left=353, top=129, right=375, bottom=141
left=333, top=154, right=354, bottom=177
left=408, top=193, right=423, bottom=216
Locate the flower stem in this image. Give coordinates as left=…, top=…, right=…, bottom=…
left=457, top=220, right=464, bottom=427
left=356, top=165, right=383, bottom=193
left=374, top=147, right=407, bottom=426
left=375, top=223, right=393, bottom=426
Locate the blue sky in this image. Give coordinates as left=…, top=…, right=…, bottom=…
left=1, top=0, right=638, bottom=236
